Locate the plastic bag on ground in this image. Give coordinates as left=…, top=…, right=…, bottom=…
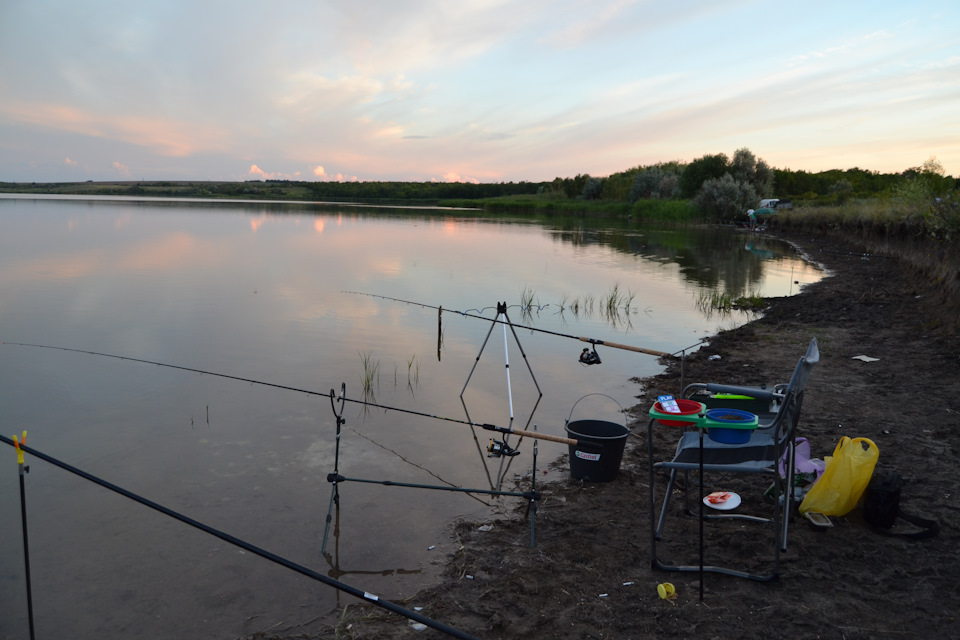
left=799, top=436, right=879, bottom=516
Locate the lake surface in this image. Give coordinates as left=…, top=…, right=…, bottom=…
left=0, top=195, right=822, bottom=639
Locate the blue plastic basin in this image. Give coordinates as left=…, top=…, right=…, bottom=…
left=705, top=408, right=757, bottom=444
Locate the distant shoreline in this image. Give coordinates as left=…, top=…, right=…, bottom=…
left=0, top=192, right=481, bottom=211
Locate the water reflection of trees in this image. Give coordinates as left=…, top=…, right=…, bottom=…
left=549, top=224, right=797, bottom=298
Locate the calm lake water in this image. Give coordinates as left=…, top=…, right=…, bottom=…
left=0, top=195, right=822, bottom=639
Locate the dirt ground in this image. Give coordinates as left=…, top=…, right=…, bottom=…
left=261, top=227, right=960, bottom=640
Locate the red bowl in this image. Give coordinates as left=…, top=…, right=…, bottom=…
left=654, top=399, right=704, bottom=426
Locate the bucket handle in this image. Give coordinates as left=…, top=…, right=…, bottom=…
left=566, top=393, right=627, bottom=427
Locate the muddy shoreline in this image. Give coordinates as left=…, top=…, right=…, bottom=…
left=258, top=227, right=960, bottom=640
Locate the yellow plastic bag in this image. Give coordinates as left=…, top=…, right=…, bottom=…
left=799, top=436, right=879, bottom=516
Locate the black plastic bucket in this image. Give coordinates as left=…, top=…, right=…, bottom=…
left=564, top=394, right=629, bottom=482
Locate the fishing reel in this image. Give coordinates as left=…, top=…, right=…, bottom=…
left=579, top=346, right=602, bottom=366
left=487, top=439, right=520, bottom=458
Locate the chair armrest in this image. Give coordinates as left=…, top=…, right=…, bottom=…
left=682, top=383, right=708, bottom=397
left=702, top=383, right=776, bottom=401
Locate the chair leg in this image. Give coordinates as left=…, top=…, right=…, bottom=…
left=648, top=419, right=785, bottom=582
left=780, top=440, right=796, bottom=552
left=655, top=468, right=679, bottom=539
left=650, top=468, right=781, bottom=582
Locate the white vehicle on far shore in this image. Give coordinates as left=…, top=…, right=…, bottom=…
left=759, top=198, right=792, bottom=210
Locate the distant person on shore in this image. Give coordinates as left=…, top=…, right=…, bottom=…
left=747, top=209, right=756, bottom=230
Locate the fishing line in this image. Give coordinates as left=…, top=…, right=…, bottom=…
left=343, top=291, right=676, bottom=358
left=0, top=434, right=480, bottom=640
left=3, top=341, right=551, bottom=527
left=345, top=425, right=493, bottom=507
left=0, top=341, right=572, bottom=446
left=1, top=341, right=331, bottom=396
left=328, top=474, right=537, bottom=500
left=461, top=303, right=550, bottom=315
left=317, top=375, right=545, bottom=554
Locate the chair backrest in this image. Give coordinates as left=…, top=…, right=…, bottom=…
left=784, top=337, right=820, bottom=397
left=771, top=338, right=819, bottom=446
left=681, top=337, right=819, bottom=449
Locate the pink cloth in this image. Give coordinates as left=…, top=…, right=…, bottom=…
left=780, top=437, right=825, bottom=478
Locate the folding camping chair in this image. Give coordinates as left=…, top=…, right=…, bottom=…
left=647, top=337, right=819, bottom=581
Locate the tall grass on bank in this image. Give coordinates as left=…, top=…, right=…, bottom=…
left=695, top=290, right=735, bottom=319
left=696, top=289, right=766, bottom=319
left=478, top=196, right=633, bottom=216
left=439, top=194, right=702, bottom=223
left=776, top=197, right=960, bottom=241
left=771, top=197, right=960, bottom=332
left=629, top=198, right=698, bottom=222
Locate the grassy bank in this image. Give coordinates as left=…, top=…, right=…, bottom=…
left=439, top=194, right=699, bottom=222
left=775, top=198, right=960, bottom=240
left=0, top=180, right=455, bottom=207
left=1, top=180, right=704, bottom=222
left=768, top=201, right=960, bottom=332
left=5, top=177, right=957, bottom=245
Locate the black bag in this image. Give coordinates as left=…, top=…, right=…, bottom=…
left=862, top=470, right=939, bottom=539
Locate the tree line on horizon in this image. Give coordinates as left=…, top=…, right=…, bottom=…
left=257, top=149, right=960, bottom=215
left=4, top=150, right=955, bottom=219
left=561, top=150, right=956, bottom=204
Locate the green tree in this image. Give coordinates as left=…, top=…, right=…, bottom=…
left=563, top=174, right=591, bottom=198
left=630, top=166, right=680, bottom=202
left=581, top=176, right=604, bottom=200
left=658, top=173, right=679, bottom=199
left=629, top=166, right=664, bottom=202
left=730, top=147, right=774, bottom=197
left=694, top=173, right=757, bottom=220
left=829, top=179, right=854, bottom=204
left=920, top=156, right=953, bottom=196
left=679, top=153, right=729, bottom=198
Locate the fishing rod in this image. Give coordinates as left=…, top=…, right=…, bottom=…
left=0, top=341, right=578, bottom=447
left=344, top=291, right=675, bottom=358
left=0, top=434, right=481, bottom=640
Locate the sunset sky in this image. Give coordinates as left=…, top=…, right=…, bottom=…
left=1, top=0, right=958, bottom=184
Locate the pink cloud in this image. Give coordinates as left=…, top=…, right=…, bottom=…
left=113, top=161, right=130, bottom=176
left=249, top=164, right=304, bottom=181
left=441, top=171, right=479, bottom=184
left=3, top=101, right=229, bottom=157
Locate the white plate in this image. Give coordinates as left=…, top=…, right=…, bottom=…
left=703, top=491, right=741, bottom=510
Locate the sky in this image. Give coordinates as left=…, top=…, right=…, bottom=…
left=1, top=0, right=958, bottom=184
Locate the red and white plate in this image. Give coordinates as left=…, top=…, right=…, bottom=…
left=703, top=491, right=741, bottom=510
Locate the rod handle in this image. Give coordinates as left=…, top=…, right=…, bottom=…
left=578, top=337, right=671, bottom=358
left=510, top=429, right=577, bottom=446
